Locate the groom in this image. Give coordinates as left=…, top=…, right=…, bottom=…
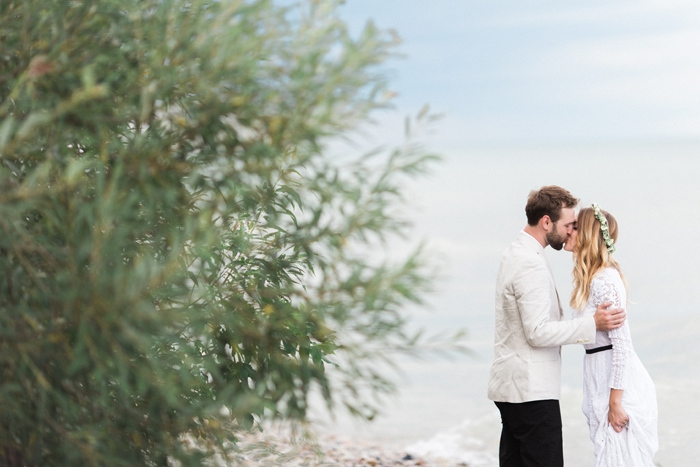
left=488, top=185, right=625, bottom=467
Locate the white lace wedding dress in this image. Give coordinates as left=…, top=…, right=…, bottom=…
left=573, top=267, right=658, bottom=467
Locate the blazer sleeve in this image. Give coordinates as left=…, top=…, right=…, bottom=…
left=513, top=255, right=596, bottom=347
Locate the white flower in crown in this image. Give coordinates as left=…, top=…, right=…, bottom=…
left=591, top=203, right=616, bottom=253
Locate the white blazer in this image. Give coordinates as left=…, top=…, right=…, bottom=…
left=488, top=231, right=596, bottom=403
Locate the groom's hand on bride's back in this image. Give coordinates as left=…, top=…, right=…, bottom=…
left=593, top=302, right=626, bottom=331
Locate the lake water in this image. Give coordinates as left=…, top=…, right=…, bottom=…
left=313, top=142, right=700, bottom=466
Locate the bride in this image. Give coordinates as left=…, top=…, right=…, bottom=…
left=564, top=204, right=658, bottom=466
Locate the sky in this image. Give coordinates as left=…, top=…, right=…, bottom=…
left=337, top=0, right=700, bottom=147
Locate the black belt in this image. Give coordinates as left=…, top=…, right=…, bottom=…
left=585, top=344, right=613, bottom=354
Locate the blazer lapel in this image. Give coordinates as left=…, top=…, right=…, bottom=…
left=541, top=254, right=564, bottom=317
left=519, top=232, right=564, bottom=317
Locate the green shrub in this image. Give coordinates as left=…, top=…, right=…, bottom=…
left=0, top=0, right=440, bottom=465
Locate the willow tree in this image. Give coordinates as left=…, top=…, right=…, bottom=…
left=0, top=0, right=439, bottom=465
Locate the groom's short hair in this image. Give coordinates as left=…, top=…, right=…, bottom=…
left=525, top=185, right=579, bottom=226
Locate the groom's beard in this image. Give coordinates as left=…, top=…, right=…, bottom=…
left=546, top=230, right=567, bottom=250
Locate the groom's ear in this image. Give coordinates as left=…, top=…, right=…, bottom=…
left=540, top=214, right=552, bottom=232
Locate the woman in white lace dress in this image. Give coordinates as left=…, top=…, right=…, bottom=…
left=564, top=205, right=658, bottom=466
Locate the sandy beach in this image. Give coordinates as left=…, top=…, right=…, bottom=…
left=232, top=427, right=469, bottom=467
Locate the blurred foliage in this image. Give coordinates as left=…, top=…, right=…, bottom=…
left=0, top=0, right=445, bottom=465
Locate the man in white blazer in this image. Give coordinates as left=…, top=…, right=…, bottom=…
left=488, top=186, right=625, bottom=467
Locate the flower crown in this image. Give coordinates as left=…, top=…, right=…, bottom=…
left=591, top=203, right=616, bottom=253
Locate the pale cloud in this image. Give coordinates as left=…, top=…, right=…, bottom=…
left=583, top=71, right=700, bottom=104
left=654, top=113, right=700, bottom=138
left=540, top=29, right=700, bottom=74
left=533, top=31, right=700, bottom=113
left=490, top=0, right=700, bottom=28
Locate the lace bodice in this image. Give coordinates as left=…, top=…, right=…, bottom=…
left=573, top=267, right=632, bottom=389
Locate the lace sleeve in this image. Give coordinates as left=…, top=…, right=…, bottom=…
left=590, top=271, right=630, bottom=389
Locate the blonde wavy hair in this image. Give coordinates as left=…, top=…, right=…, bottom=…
left=570, top=207, right=627, bottom=310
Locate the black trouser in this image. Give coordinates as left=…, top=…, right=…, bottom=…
left=494, top=400, right=563, bottom=467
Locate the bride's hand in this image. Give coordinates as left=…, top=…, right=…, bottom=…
left=608, top=399, right=629, bottom=433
